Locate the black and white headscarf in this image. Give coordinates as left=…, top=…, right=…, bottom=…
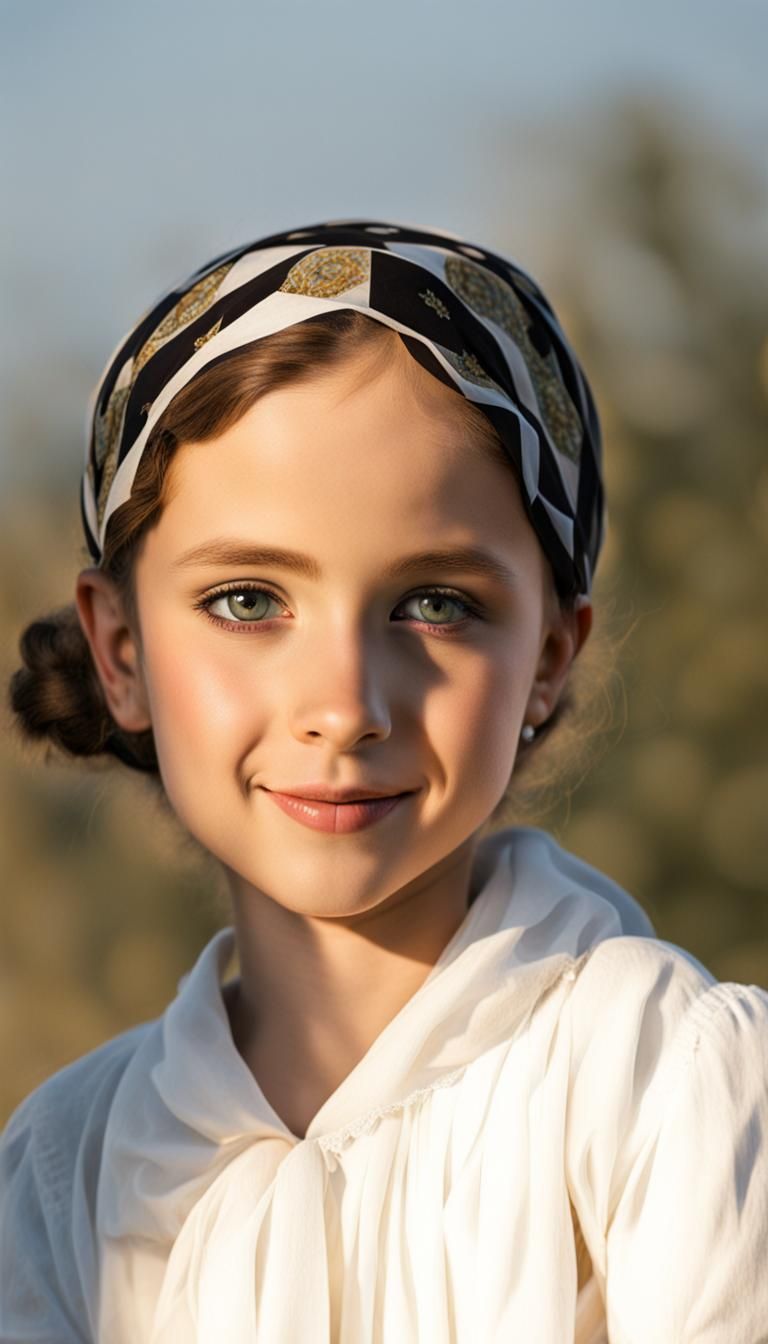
left=81, top=218, right=604, bottom=598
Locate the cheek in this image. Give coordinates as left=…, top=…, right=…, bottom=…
left=138, top=610, right=538, bottom=818
left=422, top=644, right=533, bottom=792
left=140, top=626, right=272, bottom=779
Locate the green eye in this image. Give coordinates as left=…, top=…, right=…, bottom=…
left=400, top=591, right=470, bottom=625
left=194, top=583, right=482, bottom=631
left=194, top=585, right=283, bottom=626
left=220, top=589, right=278, bottom=622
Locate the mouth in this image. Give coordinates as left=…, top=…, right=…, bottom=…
left=262, top=787, right=414, bottom=835
left=263, top=785, right=415, bottom=804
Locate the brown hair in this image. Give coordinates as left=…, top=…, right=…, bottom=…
left=7, top=309, right=617, bottom=820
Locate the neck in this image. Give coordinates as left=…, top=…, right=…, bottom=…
left=221, top=837, right=481, bottom=1136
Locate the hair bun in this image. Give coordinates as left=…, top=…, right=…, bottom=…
left=8, top=606, right=157, bottom=772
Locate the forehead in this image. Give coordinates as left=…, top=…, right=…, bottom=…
left=134, top=359, right=553, bottom=614
left=164, top=349, right=524, bottom=529
left=189, top=338, right=493, bottom=465
left=141, top=341, right=550, bottom=599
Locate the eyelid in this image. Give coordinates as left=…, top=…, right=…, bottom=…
left=193, top=581, right=486, bottom=629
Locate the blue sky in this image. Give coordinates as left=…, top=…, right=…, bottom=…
left=2, top=0, right=765, bottom=487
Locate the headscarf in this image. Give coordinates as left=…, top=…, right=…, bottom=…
left=81, top=218, right=604, bottom=598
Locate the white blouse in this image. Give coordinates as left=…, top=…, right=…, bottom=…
left=2, top=826, right=767, bottom=1343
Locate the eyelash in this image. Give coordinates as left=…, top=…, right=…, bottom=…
left=192, top=583, right=485, bottom=635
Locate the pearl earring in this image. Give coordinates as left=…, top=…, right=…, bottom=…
left=521, top=723, right=536, bottom=743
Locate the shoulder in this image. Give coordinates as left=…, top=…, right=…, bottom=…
left=570, top=930, right=716, bottom=1004
left=564, top=939, right=768, bottom=1315
left=0, top=1021, right=155, bottom=1341
left=507, top=826, right=658, bottom=938
left=569, top=945, right=768, bottom=1334
left=2, top=1019, right=153, bottom=1183
left=566, top=934, right=720, bottom=1085
left=564, top=931, right=768, bottom=1179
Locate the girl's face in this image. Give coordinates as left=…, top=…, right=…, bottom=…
left=80, top=337, right=589, bottom=919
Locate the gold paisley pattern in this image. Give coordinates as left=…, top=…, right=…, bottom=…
left=442, top=348, right=506, bottom=394
left=505, top=266, right=539, bottom=299
left=419, top=289, right=450, bottom=320
left=93, top=386, right=129, bottom=471
left=93, top=263, right=233, bottom=527
left=279, top=248, right=370, bottom=298
left=194, top=317, right=223, bottom=350
left=133, top=263, right=233, bottom=378
left=445, top=255, right=583, bottom=463
left=93, top=386, right=130, bottom=526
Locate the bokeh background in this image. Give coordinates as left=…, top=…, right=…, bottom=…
left=2, top=0, right=767, bottom=1124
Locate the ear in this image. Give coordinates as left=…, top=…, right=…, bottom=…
left=523, top=597, right=593, bottom=729
left=74, top=568, right=152, bottom=733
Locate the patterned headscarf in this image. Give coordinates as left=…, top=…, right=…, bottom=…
left=81, top=218, right=604, bottom=597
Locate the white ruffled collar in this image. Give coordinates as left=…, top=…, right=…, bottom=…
left=98, top=826, right=654, bottom=1240
left=150, top=825, right=653, bottom=1145
left=95, top=825, right=655, bottom=1343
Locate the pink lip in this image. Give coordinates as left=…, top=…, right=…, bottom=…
left=263, top=788, right=411, bottom=834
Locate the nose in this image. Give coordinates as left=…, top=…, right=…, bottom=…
left=289, top=630, right=393, bottom=750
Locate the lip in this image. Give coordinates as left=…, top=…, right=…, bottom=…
left=266, top=784, right=413, bottom=803
left=263, top=787, right=413, bottom=835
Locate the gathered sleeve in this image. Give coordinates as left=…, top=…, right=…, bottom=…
left=0, top=1090, right=89, bottom=1343
left=0, top=1029, right=145, bottom=1344
left=565, top=935, right=768, bottom=1343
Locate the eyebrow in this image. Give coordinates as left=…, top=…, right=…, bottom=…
left=172, top=539, right=520, bottom=587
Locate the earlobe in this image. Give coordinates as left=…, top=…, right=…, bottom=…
left=525, top=599, right=593, bottom=728
left=74, top=569, right=152, bottom=733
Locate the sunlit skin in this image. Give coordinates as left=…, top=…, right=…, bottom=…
left=75, top=332, right=592, bottom=1138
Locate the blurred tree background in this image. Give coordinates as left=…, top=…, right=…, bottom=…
left=540, top=98, right=768, bottom=980
left=2, top=94, right=767, bottom=1125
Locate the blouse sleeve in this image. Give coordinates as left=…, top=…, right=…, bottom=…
left=0, top=1090, right=89, bottom=1343
left=0, top=1028, right=146, bottom=1344
left=565, top=936, right=768, bottom=1344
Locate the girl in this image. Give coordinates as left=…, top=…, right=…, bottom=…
left=2, top=218, right=767, bottom=1343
